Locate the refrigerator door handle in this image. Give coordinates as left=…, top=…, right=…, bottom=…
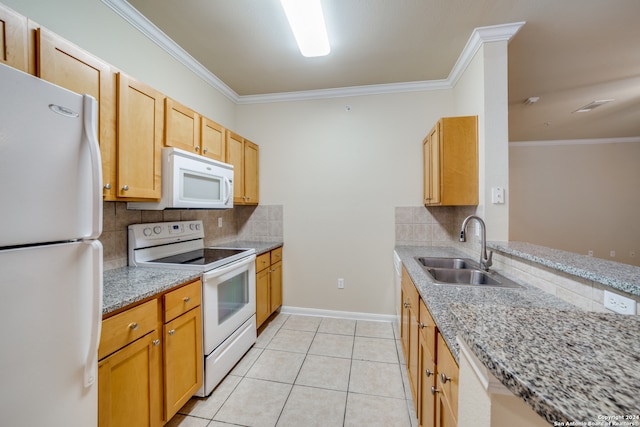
left=84, top=240, right=103, bottom=388
left=83, top=95, right=103, bottom=239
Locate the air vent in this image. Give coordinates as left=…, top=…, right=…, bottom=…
left=573, top=99, right=614, bottom=113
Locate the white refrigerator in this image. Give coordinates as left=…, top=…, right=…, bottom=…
left=0, top=62, right=103, bottom=427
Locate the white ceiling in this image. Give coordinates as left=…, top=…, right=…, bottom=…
left=124, top=0, right=640, bottom=142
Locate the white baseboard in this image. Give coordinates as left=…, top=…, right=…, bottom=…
left=280, top=305, right=397, bottom=323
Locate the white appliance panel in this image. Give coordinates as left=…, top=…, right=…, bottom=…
left=0, top=63, right=102, bottom=246
left=0, top=241, right=103, bottom=427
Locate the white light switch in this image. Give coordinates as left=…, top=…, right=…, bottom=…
left=491, top=187, right=505, bottom=204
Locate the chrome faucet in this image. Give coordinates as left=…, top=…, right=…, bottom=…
left=459, top=215, right=493, bottom=271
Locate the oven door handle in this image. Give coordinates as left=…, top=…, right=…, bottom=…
left=203, top=254, right=255, bottom=280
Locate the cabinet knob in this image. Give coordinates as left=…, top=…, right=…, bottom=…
left=168, top=329, right=176, bottom=336
left=195, top=145, right=200, bottom=152
left=203, top=147, right=208, bottom=153
left=152, top=339, right=160, bottom=346
left=430, top=386, right=440, bottom=395
left=183, top=296, right=191, bottom=304
left=425, top=368, right=433, bottom=377
left=403, top=302, right=409, bottom=309
left=104, top=183, right=111, bottom=190
left=440, top=373, right=451, bottom=384
left=418, top=322, right=425, bottom=329
left=128, top=322, right=139, bottom=331
left=122, top=185, right=129, bottom=191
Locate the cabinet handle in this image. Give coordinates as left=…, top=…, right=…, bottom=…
left=430, top=386, right=440, bottom=395
left=104, top=183, right=111, bottom=190
left=122, top=185, right=129, bottom=191
left=152, top=339, right=160, bottom=346
left=183, top=296, right=191, bottom=304
left=168, top=329, right=176, bottom=336
left=128, top=322, right=139, bottom=331
left=418, top=322, right=425, bottom=329
left=440, top=373, right=451, bottom=384
left=425, top=368, right=433, bottom=377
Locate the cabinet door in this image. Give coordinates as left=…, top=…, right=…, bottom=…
left=408, top=301, right=419, bottom=404
left=270, top=260, right=283, bottom=313
left=0, top=3, right=29, bottom=72
left=201, top=117, right=225, bottom=161
left=436, top=334, right=458, bottom=420
left=226, top=131, right=245, bottom=204
left=256, top=267, right=270, bottom=327
left=98, top=330, right=162, bottom=427
left=243, top=139, right=260, bottom=204
left=163, top=307, right=203, bottom=421
left=165, top=98, right=200, bottom=154
left=38, top=28, right=117, bottom=200
left=419, top=344, right=436, bottom=427
left=117, top=72, right=163, bottom=200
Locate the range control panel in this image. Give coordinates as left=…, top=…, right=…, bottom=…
left=128, top=220, right=204, bottom=249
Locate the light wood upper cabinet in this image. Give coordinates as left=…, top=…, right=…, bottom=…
left=0, top=3, right=29, bottom=72
left=423, top=116, right=478, bottom=206
left=37, top=27, right=117, bottom=199
left=117, top=72, right=164, bottom=200
left=165, top=98, right=200, bottom=153
left=226, top=131, right=259, bottom=205
left=200, top=117, right=226, bottom=162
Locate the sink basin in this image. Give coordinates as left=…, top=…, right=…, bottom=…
left=416, top=257, right=477, bottom=269
left=424, top=267, right=523, bottom=289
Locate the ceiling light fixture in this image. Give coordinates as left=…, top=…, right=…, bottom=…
left=523, top=97, right=540, bottom=105
left=573, top=99, right=614, bottom=113
left=280, top=0, right=330, bottom=57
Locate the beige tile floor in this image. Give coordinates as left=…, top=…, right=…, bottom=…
left=166, top=313, right=418, bottom=427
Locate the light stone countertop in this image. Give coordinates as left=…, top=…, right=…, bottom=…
left=103, top=240, right=283, bottom=316
left=488, top=241, right=640, bottom=297
left=394, top=245, right=640, bottom=425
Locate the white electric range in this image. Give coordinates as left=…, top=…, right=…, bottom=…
left=128, top=220, right=256, bottom=396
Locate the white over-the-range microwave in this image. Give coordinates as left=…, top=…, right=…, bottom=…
left=128, top=147, right=233, bottom=210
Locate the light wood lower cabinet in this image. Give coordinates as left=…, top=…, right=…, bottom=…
left=256, top=247, right=283, bottom=328
left=401, top=267, right=460, bottom=427
left=98, top=279, right=203, bottom=427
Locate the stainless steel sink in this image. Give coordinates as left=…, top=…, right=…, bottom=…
left=418, top=265, right=523, bottom=289
left=416, top=257, right=477, bottom=269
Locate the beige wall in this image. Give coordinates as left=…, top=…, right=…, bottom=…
left=510, top=140, right=640, bottom=266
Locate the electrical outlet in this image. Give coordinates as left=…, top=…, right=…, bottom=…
left=604, top=290, right=636, bottom=315
left=630, top=251, right=636, bottom=258
left=218, top=217, right=223, bottom=228
left=610, top=250, right=616, bottom=257
left=337, top=278, right=344, bottom=289
left=588, top=250, right=593, bottom=257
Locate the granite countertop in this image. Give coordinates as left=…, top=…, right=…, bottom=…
left=394, top=245, right=640, bottom=425
left=488, top=241, right=640, bottom=297
left=103, top=240, right=283, bottom=316
left=450, top=304, right=640, bottom=425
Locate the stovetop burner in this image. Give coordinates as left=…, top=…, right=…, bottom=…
left=149, top=248, right=247, bottom=266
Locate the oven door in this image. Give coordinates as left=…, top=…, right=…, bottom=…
left=202, top=254, right=256, bottom=355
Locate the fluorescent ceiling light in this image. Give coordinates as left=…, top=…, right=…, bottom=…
left=280, top=0, right=330, bottom=57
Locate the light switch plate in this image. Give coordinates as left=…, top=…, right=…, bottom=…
left=491, top=187, right=505, bottom=204
left=604, top=290, right=636, bottom=315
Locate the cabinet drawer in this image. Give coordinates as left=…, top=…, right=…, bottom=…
left=256, top=252, right=270, bottom=272
left=270, top=247, right=283, bottom=264
left=164, top=280, right=202, bottom=323
left=436, top=333, right=459, bottom=418
left=99, top=299, right=158, bottom=360
left=419, top=299, right=437, bottom=363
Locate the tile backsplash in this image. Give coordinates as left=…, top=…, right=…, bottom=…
left=395, top=206, right=477, bottom=247
left=101, top=202, right=283, bottom=270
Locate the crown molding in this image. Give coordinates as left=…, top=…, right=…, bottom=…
left=101, top=0, right=524, bottom=105
left=510, top=136, right=640, bottom=147
left=101, top=0, right=240, bottom=102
